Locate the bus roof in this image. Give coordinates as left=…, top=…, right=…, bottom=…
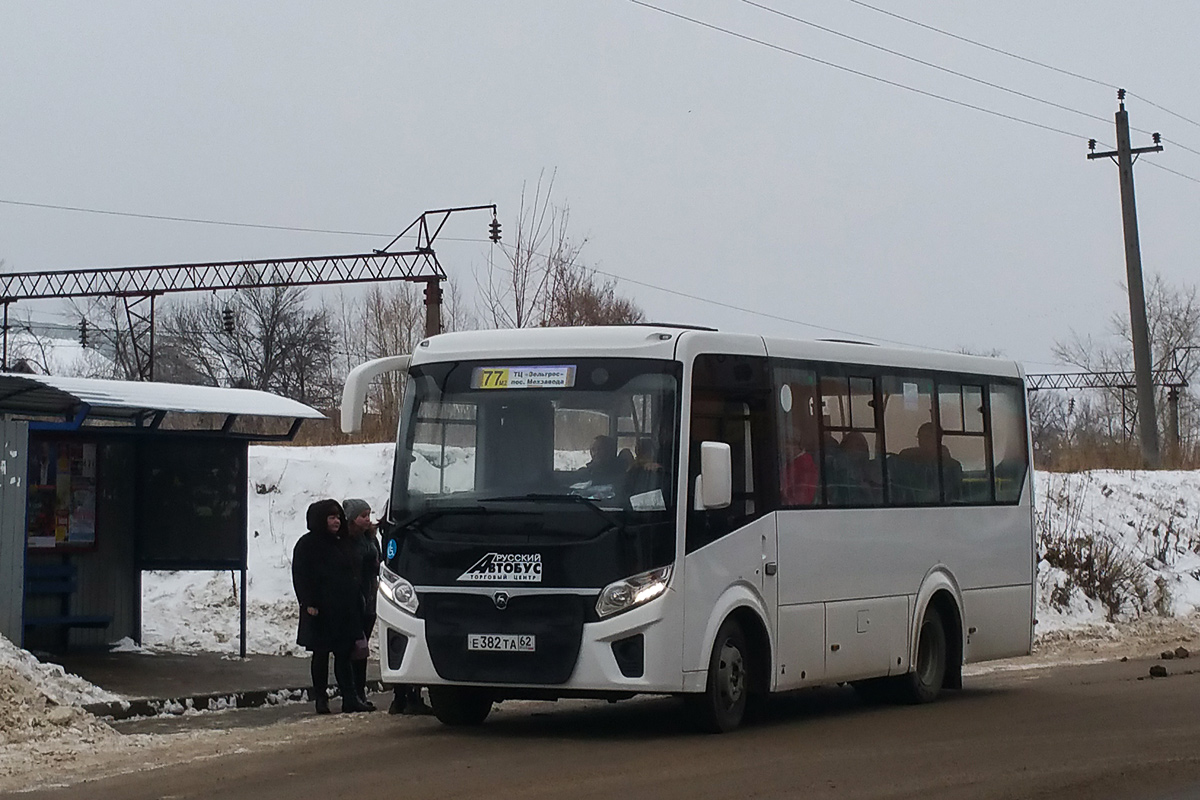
left=413, top=326, right=1023, bottom=380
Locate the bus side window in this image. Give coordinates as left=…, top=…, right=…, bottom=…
left=687, top=354, right=771, bottom=552
left=773, top=367, right=822, bottom=508
left=881, top=375, right=937, bottom=504
left=938, top=383, right=989, bottom=503
left=990, top=383, right=1028, bottom=503
left=819, top=374, right=884, bottom=507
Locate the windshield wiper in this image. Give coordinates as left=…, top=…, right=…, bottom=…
left=480, top=493, right=621, bottom=527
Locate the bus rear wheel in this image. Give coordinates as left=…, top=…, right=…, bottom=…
left=687, top=617, right=750, bottom=733
left=897, top=606, right=947, bottom=704
left=428, top=686, right=494, bottom=726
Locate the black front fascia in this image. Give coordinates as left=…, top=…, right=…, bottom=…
left=422, top=593, right=586, bottom=684
left=383, top=508, right=674, bottom=590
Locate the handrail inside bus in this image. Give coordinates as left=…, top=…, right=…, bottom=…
left=340, top=354, right=411, bottom=433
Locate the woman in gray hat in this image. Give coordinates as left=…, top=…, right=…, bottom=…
left=343, top=497, right=381, bottom=711
left=344, top=497, right=431, bottom=715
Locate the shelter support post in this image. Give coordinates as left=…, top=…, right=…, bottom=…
left=240, top=567, right=247, bottom=659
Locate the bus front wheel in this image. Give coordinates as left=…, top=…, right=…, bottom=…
left=898, top=606, right=947, bottom=704
left=687, top=617, right=750, bottom=733
left=428, top=686, right=494, bottom=726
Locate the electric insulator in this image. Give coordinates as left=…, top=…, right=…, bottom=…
left=78, top=319, right=88, bottom=349
left=1088, top=139, right=1096, bottom=151
left=489, top=216, right=502, bottom=243
left=1153, top=132, right=1161, bottom=145
left=222, top=307, right=235, bottom=334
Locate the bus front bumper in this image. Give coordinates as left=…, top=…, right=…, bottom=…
left=375, top=590, right=683, bottom=695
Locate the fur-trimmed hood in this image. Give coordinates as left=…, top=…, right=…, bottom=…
left=305, top=499, right=345, bottom=535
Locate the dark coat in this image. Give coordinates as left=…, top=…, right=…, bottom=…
left=292, top=500, right=365, bottom=652
left=349, top=525, right=382, bottom=636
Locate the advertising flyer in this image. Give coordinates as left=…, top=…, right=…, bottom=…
left=27, top=441, right=97, bottom=549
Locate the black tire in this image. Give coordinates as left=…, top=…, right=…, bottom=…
left=896, top=606, right=948, bottom=704
left=686, top=617, right=750, bottom=733
left=428, top=686, right=493, bottom=726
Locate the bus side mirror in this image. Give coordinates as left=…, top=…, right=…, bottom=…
left=695, top=441, right=732, bottom=510
left=340, top=354, right=411, bottom=433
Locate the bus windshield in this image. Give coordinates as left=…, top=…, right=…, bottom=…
left=391, top=357, right=680, bottom=529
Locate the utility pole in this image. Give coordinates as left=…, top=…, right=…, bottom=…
left=1088, top=89, right=1164, bottom=467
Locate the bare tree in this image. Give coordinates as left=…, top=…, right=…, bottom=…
left=1052, top=273, right=1200, bottom=463
left=158, top=283, right=338, bottom=407
left=479, top=171, right=562, bottom=329
left=542, top=262, right=644, bottom=327
left=478, top=171, right=643, bottom=329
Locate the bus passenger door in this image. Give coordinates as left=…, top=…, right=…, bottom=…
left=682, top=352, right=777, bottom=684
left=771, top=365, right=827, bottom=691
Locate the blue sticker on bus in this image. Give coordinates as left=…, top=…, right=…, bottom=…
left=386, top=539, right=397, bottom=560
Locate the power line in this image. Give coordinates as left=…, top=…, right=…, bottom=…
left=629, top=0, right=1088, bottom=140
left=1143, top=159, right=1200, bottom=186
left=749, top=1, right=1200, bottom=162
left=0, top=198, right=487, bottom=245
left=841, top=0, right=1200, bottom=135
left=842, top=0, right=1113, bottom=88
left=741, top=0, right=1113, bottom=128
left=0, top=198, right=389, bottom=237
left=633, top=2, right=1200, bottom=184
left=495, top=241, right=950, bottom=352
left=1130, top=95, right=1200, bottom=132
left=1161, top=137, right=1200, bottom=160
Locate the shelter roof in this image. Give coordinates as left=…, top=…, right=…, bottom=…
left=0, top=373, right=325, bottom=426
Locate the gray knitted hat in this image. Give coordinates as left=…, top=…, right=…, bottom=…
left=342, top=498, right=371, bottom=520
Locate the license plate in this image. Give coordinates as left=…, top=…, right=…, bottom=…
left=467, top=633, right=536, bottom=652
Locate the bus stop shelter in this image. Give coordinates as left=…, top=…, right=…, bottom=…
left=0, top=374, right=325, bottom=656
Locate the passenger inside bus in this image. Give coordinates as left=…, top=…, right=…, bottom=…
left=577, top=434, right=627, bottom=486
left=625, top=437, right=664, bottom=498
left=780, top=424, right=819, bottom=506
left=827, top=431, right=882, bottom=505
left=892, top=422, right=962, bottom=503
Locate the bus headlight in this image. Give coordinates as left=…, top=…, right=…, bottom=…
left=596, top=565, right=672, bottom=619
left=379, top=563, right=418, bottom=615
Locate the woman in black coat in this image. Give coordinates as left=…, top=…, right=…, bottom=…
left=292, top=499, right=373, bottom=714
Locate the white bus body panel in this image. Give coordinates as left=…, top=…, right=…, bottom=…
left=372, top=327, right=1035, bottom=698
left=679, top=516, right=777, bottom=692
left=377, top=588, right=688, bottom=693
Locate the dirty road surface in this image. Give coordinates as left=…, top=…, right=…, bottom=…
left=16, top=656, right=1200, bottom=800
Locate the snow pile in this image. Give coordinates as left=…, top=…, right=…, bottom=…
left=1034, top=470, right=1200, bottom=635
left=0, top=635, right=115, bottom=746
left=139, top=442, right=1200, bottom=655
left=0, top=634, right=121, bottom=707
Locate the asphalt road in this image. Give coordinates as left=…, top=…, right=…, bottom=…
left=21, top=656, right=1200, bottom=800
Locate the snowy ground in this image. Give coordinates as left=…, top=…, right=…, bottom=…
left=3, top=448, right=1200, bottom=790
left=142, top=447, right=1200, bottom=658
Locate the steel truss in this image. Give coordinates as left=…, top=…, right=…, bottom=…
left=0, top=205, right=495, bottom=380
left=1026, top=368, right=1189, bottom=451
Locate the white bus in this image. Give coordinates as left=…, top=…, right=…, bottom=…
left=342, top=325, right=1034, bottom=732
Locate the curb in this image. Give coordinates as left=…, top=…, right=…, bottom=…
left=84, top=680, right=388, bottom=721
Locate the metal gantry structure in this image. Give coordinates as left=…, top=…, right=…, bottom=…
left=1026, top=365, right=1190, bottom=460
left=0, top=204, right=499, bottom=380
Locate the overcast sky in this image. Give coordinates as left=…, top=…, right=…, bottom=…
left=2, top=1, right=1198, bottom=370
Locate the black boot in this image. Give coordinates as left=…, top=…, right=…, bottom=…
left=314, top=692, right=331, bottom=715
left=342, top=694, right=374, bottom=713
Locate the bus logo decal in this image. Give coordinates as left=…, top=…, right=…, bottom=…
left=458, top=553, right=543, bottom=583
